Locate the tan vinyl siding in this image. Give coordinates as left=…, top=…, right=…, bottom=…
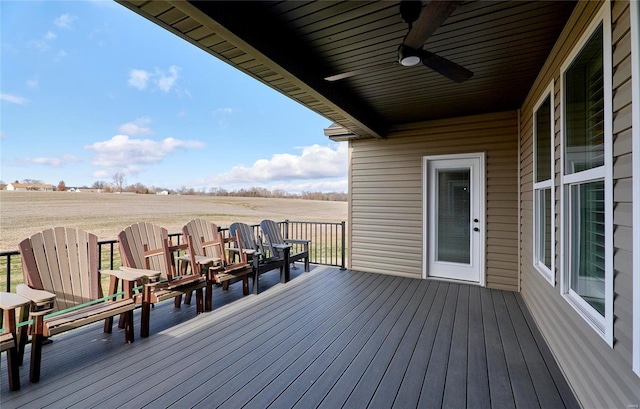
left=349, top=111, right=519, bottom=290
left=519, top=1, right=640, bottom=407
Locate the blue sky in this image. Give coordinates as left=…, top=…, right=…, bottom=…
left=0, top=1, right=347, bottom=193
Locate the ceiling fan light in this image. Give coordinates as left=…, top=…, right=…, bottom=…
left=398, top=45, right=421, bottom=66
left=401, top=55, right=421, bottom=66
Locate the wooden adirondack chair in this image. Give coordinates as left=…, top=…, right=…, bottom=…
left=260, top=220, right=311, bottom=276
left=118, top=222, right=206, bottom=338
left=181, top=219, right=252, bottom=305
left=229, top=222, right=285, bottom=294
left=17, top=227, right=144, bottom=382
left=0, top=292, right=31, bottom=390
left=180, top=218, right=223, bottom=311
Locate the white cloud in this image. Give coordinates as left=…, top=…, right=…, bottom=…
left=85, top=134, right=205, bottom=175
left=1, top=94, right=27, bottom=104
left=269, top=179, right=348, bottom=193
left=203, top=143, right=348, bottom=185
left=54, top=14, right=78, bottom=29
left=21, top=154, right=81, bottom=167
left=118, top=117, right=153, bottom=136
left=93, top=170, right=109, bottom=178
left=128, top=66, right=181, bottom=92
left=128, top=69, right=150, bottom=90
left=214, top=107, right=233, bottom=115
left=27, top=77, right=39, bottom=89
left=29, top=31, right=56, bottom=52
left=156, top=66, right=179, bottom=92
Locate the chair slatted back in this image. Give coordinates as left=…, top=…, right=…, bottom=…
left=118, top=222, right=172, bottom=280
left=182, top=219, right=222, bottom=260
left=260, top=220, right=285, bottom=259
left=18, top=227, right=100, bottom=312
left=229, top=222, right=260, bottom=253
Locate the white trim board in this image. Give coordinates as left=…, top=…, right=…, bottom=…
left=630, top=0, right=640, bottom=377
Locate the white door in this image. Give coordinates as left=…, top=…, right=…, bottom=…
left=423, top=153, right=485, bottom=284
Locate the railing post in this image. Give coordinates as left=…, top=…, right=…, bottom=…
left=6, top=254, right=11, bottom=292
left=283, top=219, right=289, bottom=240
left=110, top=242, right=115, bottom=269
left=340, top=221, right=346, bottom=270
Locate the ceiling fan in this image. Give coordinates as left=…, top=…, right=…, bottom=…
left=325, top=0, right=473, bottom=83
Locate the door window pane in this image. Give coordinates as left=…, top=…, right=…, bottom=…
left=564, top=24, right=604, bottom=174
left=570, top=180, right=605, bottom=316
left=436, top=169, right=470, bottom=264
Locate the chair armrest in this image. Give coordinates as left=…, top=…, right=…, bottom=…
left=201, top=239, right=219, bottom=249
left=273, top=244, right=292, bottom=250
left=16, top=284, right=56, bottom=314
left=119, top=266, right=162, bottom=280
left=0, top=292, right=31, bottom=310
left=169, top=243, right=188, bottom=252
left=284, top=239, right=311, bottom=245
left=100, top=269, right=147, bottom=282
left=16, top=284, right=55, bottom=305
left=230, top=248, right=260, bottom=256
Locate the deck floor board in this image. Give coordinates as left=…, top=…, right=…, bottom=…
left=1, top=267, right=579, bottom=409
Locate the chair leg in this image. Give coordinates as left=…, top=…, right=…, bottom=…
left=141, top=301, right=151, bottom=338
left=252, top=271, right=259, bottom=295
left=30, top=334, right=43, bottom=383
left=104, top=317, right=114, bottom=333
left=195, top=289, right=204, bottom=314
left=7, top=344, right=21, bottom=390
left=16, top=307, right=29, bottom=366
left=205, top=282, right=213, bottom=312
left=125, top=310, right=134, bottom=343
left=173, top=295, right=182, bottom=308
left=184, top=290, right=192, bottom=305
left=242, top=276, right=249, bottom=296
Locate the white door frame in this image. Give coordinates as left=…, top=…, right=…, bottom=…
left=422, top=152, right=486, bottom=286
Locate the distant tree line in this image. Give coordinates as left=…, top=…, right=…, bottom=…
left=1, top=178, right=346, bottom=202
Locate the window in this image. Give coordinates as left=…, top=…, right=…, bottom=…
left=560, top=5, right=613, bottom=345
left=533, top=88, right=554, bottom=284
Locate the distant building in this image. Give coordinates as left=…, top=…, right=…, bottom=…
left=156, top=190, right=169, bottom=195
left=6, top=183, right=54, bottom=191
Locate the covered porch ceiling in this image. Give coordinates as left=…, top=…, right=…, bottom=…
left=119, top=1, right=576, bottom=140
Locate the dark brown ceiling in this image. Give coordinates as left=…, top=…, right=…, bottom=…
left=120, top=1, right=576, bottom=140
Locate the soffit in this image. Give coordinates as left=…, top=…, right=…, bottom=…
left=119, top=1, right=576, bottom=140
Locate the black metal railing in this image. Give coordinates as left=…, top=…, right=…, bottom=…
left=0, top=220, right=346, bottom=292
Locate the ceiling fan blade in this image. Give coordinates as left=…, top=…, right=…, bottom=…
left=419, top=49, right=473, bottom=83
left=325, top=62, right=397, bottom=82
left=403, top=1, right=462, bottom=49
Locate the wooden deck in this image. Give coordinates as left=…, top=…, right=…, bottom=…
left=1, top=266, right=579, bottom=408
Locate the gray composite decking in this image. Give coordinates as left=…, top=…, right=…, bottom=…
left=1, top=266, right=579, bottom=408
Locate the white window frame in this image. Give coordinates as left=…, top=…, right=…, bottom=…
left=559, top=2, right=614, bottom=346
left=630, top=0, right=640, bottom=377
left=532, top=84, right=555, bottom=285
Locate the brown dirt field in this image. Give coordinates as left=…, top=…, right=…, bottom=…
left=0, top=191, right=347, bottom=252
